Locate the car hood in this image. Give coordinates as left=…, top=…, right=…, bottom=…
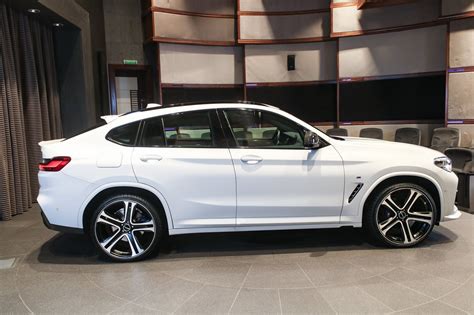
left=330, top=137, right=445, bottom=162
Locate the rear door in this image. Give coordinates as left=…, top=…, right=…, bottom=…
left=131, top=109, right=236, bottom=229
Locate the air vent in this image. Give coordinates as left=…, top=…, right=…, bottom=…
left=348, top=183, right=364, bottom=203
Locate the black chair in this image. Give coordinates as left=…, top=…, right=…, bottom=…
left=445, top=148, right=474, bottom=211
left=327, top=128, right=348, bottom=137
left=430, top=128, right=459, bottom=152
left=395, top=128, right=421, bottom=145
left=360, top=128, right=383, bottom=140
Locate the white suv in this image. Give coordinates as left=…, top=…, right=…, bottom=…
left=38, top=102, right=461, bottom=262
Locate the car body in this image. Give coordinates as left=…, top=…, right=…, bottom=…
left=38, top=102, right=461, bottom=261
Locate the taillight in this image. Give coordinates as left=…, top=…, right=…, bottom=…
left=39, top=156, right=71, bottom=172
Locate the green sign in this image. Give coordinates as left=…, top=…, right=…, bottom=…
left=123, top=59, right=138, bottom=65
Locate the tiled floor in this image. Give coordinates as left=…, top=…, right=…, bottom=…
left=0, top=205, right=473, bottom=314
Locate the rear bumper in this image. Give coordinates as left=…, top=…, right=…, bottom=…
left=41, top=211, right=83, bottom=234
left=41, top=211, right=84, bottom=234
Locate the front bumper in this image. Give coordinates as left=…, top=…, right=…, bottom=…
left=443, top=205, right=462, bottom=221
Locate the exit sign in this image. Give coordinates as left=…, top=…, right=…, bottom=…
left=123, top=59, right=138, bottom=65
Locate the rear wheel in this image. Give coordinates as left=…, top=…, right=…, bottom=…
left=90, top=194, right=162, bottom=262
left=364, top=183, right=436, bottom=247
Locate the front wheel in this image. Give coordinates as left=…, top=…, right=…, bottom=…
left=364, top=183, right=436, bottom=247
left=90, top=194, right=162, bottom=262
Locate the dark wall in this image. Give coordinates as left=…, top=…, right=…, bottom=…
left=102, top=0, right=145, bottom=65
left=75, top=0, right=109, bottom=117
left=54, top=28, right=90, bottom=137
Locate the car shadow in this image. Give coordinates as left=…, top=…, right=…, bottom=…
left=28, top=225, right=458, bottom=265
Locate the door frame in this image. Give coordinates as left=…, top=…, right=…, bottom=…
left=108, top=64, right=153, bottom=114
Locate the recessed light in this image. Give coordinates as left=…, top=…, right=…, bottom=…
left=27, top=8, right=40, bottom=14
left=53, top=23, right=64, bottom=27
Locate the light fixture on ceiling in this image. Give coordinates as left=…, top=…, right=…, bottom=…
left=27, top=8, right=40, bottom=14
left=53, top=23, right=64, bottom=27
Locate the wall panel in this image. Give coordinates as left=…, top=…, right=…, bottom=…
left=332, top=0, right=439, bottom=35
left=339, top=26, right=446, bottom=78
left=245, top=42, right=336, bottom=83
left=239, top=0, right=329, bottom=12
left=153, top=12, right=235, bottom=43
left=441, top=0, right=474, bottom=16
left=151, top=0, right=235, bottom=14
left=239, top=13, right=329, bottom=41
left=160, top=44, right=243, bottom=84
left=448, top=72, right=474, bottom=120
left=449, top=18, right=474, bottom=68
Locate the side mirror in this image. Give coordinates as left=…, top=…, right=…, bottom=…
left=304, top=131, right=320, bottom=149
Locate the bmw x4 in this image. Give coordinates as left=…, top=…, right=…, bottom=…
left=38, top=102, right=461, bottom=262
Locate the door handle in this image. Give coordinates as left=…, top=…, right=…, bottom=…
left=241, top=155, right=263, bottom=165
left=140, top=155, right=163, bottom=162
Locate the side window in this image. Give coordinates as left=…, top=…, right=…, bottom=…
left=163, top=111, right=215, bottom=148
left=140, top=117, right=165, bottom=147
left=106, top=121, right=140, bottom=146
left=224, top=109, right=305, bottom=149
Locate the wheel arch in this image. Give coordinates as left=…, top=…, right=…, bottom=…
left=360, top=173, right=443, bottom=225
left=79, top=183, right=174, bottom=233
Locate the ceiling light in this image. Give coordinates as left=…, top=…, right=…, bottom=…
left=27, top=8, right=40, bottom=14
left=53, top=23, right=64, bottom=27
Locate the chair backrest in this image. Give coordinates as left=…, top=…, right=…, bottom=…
left=327, top=128, right=348, bottom=137
left=431, top=128, right=459, bottom=152
left=395, top=128, right=421, bottom=145
left=360, top=128, right=383, bottom=140
left=445, top=148, right=474, bottom=172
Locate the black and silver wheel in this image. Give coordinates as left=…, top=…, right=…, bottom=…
left=364, top=183, right=436, bottom=247
left=91, top=195, right=162, bottom=262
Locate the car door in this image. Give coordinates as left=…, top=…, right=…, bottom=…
left=131, top=109, right=236, bottom=229
left=221, top=108, right=344, bottom=226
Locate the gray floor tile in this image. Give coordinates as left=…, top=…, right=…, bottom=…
left=382, top=267, right=459, bottom=298
left=279, top=288, right=335, bottom=314
left=110, top=302, right=169, bottom=314
left=440, top=276, right=474, bottom=313
left=356, top=276, right=433, bottom=311
left=175, top=285, right=238, bottom=314
left=182, top=260, right=251, bottom=288
left=243, top=263, right=313, bottom=289
left=317, top=284, right=392, bottom=314
left=0, top=292, right=31, bottom=314
left=133, top=277, right=203, bottom=313
left=298, top=259, right=374, bottom=286
left=229, top=288, right=280, bottom=314
left=394, top=300, right=467, bottom=314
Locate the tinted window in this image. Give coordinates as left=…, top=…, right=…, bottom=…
left=224, top=109, right=305, bottom=149
left=140, top=118, right=165, bottom=147
left=163, top=111, right=215, bottom=148
left=106, top=121, right=140, bottom=146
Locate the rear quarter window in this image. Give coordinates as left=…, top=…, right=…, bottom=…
left=106, top=121, right=140, bottom=146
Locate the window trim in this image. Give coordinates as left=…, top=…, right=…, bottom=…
left=220, top=108, right=314, bottom=150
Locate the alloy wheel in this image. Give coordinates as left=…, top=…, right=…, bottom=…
left=376, top=188, right=434, bottom=245
left=94, top=199, right=156, bottom=259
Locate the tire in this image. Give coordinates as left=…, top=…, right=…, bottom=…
left=90, top=194, right=162, bottom=262
left=364, top=183, right=436, bottom=247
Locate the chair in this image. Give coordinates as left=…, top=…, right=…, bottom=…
left=395, top=128, right=421, bottom=145
left=445, top=148, right=474, bottom=211
left=430, top=128, right=459, bottom=152
left=262, top=129, right=277, bottom=139
left=360, top=128, right=383, bottom=140
left=327, top=128, right=348, bottom=137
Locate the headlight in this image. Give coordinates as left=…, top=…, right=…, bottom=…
left=434, top=157, right=452, bottom=172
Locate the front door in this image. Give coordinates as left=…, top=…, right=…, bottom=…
left=222, top=108, right=344, bottom=226
left=132, top=109, right=236, bottom=229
